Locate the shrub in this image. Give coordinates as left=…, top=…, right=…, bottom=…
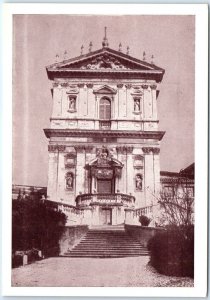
left=139, top=215, right=151, bottom=226
left=148, top=225, right=194, bottom=277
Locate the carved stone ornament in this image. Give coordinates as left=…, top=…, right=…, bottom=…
left=66, top=88, right=79, bottom=94
left=141, top=84, right=148, bottom=89
left=77, top=83, right=85, bottom=88
left=95, top=168, right=113, bottom=179
left=142, top=147, right=160, bottom=154
left=60, top=82, right=69, bottom=87
left=52, top=82, right=59, bottom=88
left=116, top=146, right=133, bottom=154
left=80, top=54, right=129, bottom=70
left=153, top=147, right=160, bottom=154
left=57, top=145, right=66, bottom=151
left=66, top=172, right=74, bottom=189
left=117, top=83, right=124, bottom=88
left=125, top=84, right=132, bottom=89
left=96, top=147, right=112, bottom=166
left=74, top=145, right=86, bottom=152
left=87, top=83, right=93, bottom=88
left=85, top=146, right=94, bottom=152
left=150, top=84, right=157, bottom=90
left=48, top=145, right=66, bottom=152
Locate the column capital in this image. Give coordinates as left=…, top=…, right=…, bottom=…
left=125, top=84, right=132, bottom=89
left=78, top=83, right=85, bottom=88
left=48, top=145, right=66, bottom=152
left=150, top=84, right=157, bottom=90
left=142, top=147, right=160, bottom=154
left=116, top=146, right=133, bottom=154
left=141, top=84, right=149, bottom=89
left=74, top=145, right=86, bottom=152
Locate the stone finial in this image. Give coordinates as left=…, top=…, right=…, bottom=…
left=151, top=54, right=154, bottom=64
left=55, top=54, right=59, bottom=62
left=143, top=51, right=146, bottom=61
left=119, top=43, right=122, bottom=52
left=64, top=50, right=67, bottom=60
left=102, top=26, right=109, bottom=48
left=80, top=45, right=84, bottom=55
left=89, top=41, right=93, bottom=52
left=126, top=46, right=130, bottom=55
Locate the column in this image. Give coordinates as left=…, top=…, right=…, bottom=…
left=126, top=147, right=134, bottom=194
left=52, top=83, right=63, bottom=118
left=150, top=84, right=158, bottom=120
left=75, top=145, right=86, bottom=195
left=142, top=147, right=155, bottom=206
left=77, top=83, right=85, bottom=118
left=116, top=146, right=127, bottom=194
left=142, top=84, right=152, bottom=120
left=153, top=148, right=161, bottom=202
left=47, top=145, right=58, bottom=202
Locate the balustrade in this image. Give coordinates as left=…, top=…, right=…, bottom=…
left=135, top=205, right=153, bottom=218
left=76, top=193, right=135, bottom=207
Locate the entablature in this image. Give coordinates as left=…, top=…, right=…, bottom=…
left=44, top=128, right=165, bottom=141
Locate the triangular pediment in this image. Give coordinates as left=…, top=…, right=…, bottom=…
left=47, top=48, right=164, bottom=72
left=93, top=85, right=117, bottom=94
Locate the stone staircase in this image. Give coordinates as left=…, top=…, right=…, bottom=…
left=63, top=225, right=149, bottom=258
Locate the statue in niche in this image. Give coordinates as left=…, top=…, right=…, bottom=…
left=68, top=96, right=76, bottom=111
left=136, top=174, right=142, bottom=190
left=134, top=98, right=141, bottom=112
left=66, top=173, right=73, bottom=189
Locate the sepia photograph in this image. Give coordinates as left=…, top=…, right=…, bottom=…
left=2, top=3, right=208, bottom=297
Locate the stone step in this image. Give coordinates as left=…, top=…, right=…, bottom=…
left=63, top=253, right=148, bottom=258
left=65, top=228, right=149, bottom=258
left=67, top=249, right=148, bottom=254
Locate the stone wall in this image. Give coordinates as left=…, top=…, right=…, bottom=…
left=59, top=225, right=89, bottom=255
left=125, top=224, right=164, bottom=247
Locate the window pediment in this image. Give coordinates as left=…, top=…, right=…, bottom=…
left=93, top=85, right=117, bottom=95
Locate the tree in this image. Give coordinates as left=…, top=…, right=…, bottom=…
left=12, top=191, right=67, bottom=256
left=157, top=177, right=194, bottom=227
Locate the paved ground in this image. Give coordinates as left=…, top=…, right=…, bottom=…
left=12, top=257, right=194, bottom=287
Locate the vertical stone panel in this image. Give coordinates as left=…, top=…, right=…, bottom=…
left=142, top=85, right=152, bottom=120
left=117, top=153, right=126, bottom=194
left=75, top=149, right=86, bottom=195
left=87, top=86, right=95, bottom=119
left=47, top=152, right=58, bottom=201
left=153, top=150, right=160, bottom=202
left=118, top=87, right=126, bottom=118
left=127, top=153, right=134, bottom=195
left=151, top=84, right=158, bottom=120
left=143, top=151, right=154, bottom=206
left=52, top=87, right=62, bottom=118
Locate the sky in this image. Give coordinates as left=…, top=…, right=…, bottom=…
left=13, top=15, right=195, bottom=187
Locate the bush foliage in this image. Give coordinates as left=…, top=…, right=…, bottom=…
left=139, top=215, right=151, bottom=226
left=148, top=225, right=194, bottom=277
left=12, top=196, right=67, bottom=257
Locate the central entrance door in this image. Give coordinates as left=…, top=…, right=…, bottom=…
left=97, top=179, right=112, bottom=194
left=101, top=208, right=112, bottom=225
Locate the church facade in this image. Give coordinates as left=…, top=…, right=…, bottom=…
left=44, top=32, right=165, bottom=226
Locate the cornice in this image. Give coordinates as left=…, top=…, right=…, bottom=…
left=44, top=129, right=165, bottom=141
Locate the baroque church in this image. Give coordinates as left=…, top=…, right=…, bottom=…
left=44, top=29, right=165, bottom=226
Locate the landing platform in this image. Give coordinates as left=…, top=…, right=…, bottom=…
left=89, top=224, right=125, bottom=231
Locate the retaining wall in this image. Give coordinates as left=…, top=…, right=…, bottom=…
left=59, top=225, right=89, bottom=255
left=125, top=224, right=164, bottom=247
